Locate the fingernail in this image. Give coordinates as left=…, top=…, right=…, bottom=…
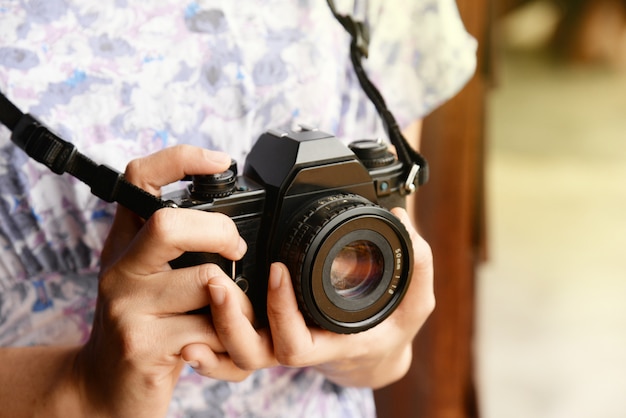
left=269, top=263, right=283, bottom=291
left=209, top=284, right=226, bottom=306
left=185, top=360, right=200, bottom=369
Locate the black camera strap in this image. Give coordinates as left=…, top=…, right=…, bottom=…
left=0, top=91, right=167, bottom=219
left=326, top=0, right=429, bottom=191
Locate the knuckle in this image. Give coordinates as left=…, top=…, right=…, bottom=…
left=197, top=263, right=227, bottom=283
left=145, top=208, right=179, bottom=240
left=216, top=213, right=237, bottom=237
left=94, top=272, right=166, bottom=365
left=213, top=214, right=240, bottom=252
left=411, top=288, right=435, bottom=325
left=97, top=267, right=130, bottom=308
left=94, top=291, right=148, bottom=360
left=97, top=284, right=130, bottom=324
left=97, top=265, right=116, bottom=293
left=118, top=324, right=146, bottom=358
left=420, top=292, right=436, bottom=319
left=100, top=302, right=161, bottom=363
left=124, top=157, right=146, bottom=185
left=426, top=291, right=436, bottom=313
left=412, top=235, right=433, bottom=266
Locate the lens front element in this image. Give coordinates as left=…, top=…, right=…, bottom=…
left=330, top=239, right=384, bottom=300
left=281, top=194, right=413, bottom=334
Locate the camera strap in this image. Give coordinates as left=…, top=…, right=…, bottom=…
left=326, top=0, right=429, bottom=191
left=0, top=91, right=167, bottom=219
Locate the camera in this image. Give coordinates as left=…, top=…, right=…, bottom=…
left=163, top=126, right=413, bottom=334
left=2, top=90, right=426, bottom=335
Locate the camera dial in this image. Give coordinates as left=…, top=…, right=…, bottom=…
left=190, top=170, right=237, bottom=200
left=349, top=139, right=396, bottom=168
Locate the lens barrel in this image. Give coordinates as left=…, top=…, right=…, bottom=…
left=280, top=194, right=413, bottom=334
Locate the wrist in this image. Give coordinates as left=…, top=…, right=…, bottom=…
left=314, top=342, right=413, bottom=389
left=0, top=345, right=90, bottom=418
left=72, top=339, right=184, bottom=418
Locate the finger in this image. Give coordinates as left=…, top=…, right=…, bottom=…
left=157, top=264, right=255, bottom=320
left=180, top=343, right=252, bottom=382
left=102, top=145, right=230, bottom=265
left=386, top=208, right=435, bottom=329
left=266, top=264, right=399, bottom=369
left=116, top=207, right=247, bottom=274
left=124, top=145, right=231, bottom=195
left=101, top=257, right=256, bottom=324
left=100, top=205, right=147, bottom=266
left=163, top=314, right=226, bottom=353
left=266, top=263, right=328, bottom=367
left=114, top=313, right=226, bottom=360
left=390, top=207, right=430, bottom=265
left=207, top=275, right=277, bottom=370
left=265, top=217, right=434, bottom=373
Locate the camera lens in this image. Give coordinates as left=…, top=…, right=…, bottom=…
left=330, top=239, right=384, bottom=300
left=280, top=194, right=413, bottom=334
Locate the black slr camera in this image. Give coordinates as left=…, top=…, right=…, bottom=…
left=164, top=127, right=414, bottom=334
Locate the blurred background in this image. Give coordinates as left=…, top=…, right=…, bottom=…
left=478, top=0, right=626, bottom=417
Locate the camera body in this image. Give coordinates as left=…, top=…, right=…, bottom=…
left=164, top=127, right=413, bottom=334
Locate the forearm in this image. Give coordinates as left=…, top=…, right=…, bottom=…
left=0, top=346, right=85, bottom=417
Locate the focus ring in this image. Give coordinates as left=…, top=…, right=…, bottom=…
left=280, top=194, right=374, bottom=327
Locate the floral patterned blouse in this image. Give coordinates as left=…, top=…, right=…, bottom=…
left=0, top=0, right=476, bottom=416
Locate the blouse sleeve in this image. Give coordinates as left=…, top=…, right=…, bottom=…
left=365, top=0, right=478, bottom=127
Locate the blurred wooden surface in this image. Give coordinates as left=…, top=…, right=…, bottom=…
left=374, top=0, right=491, bottom=416
left=552, top=0, right=626, bottom=68
left=497, top=0, right=626, bottom=67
